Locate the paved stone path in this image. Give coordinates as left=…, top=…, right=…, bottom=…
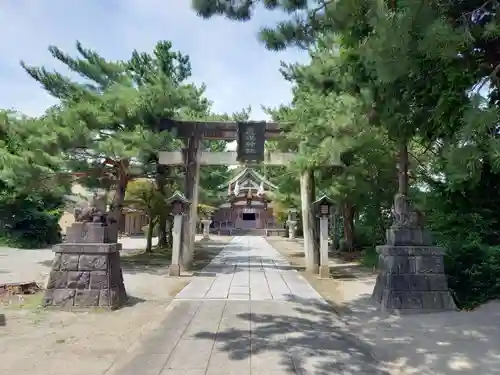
left=175, top=236, right=323, bottom=302
left=115, top=237, right=387, bottom=375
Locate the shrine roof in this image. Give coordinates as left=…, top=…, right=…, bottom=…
left=220, top=168, right=277, bottom=190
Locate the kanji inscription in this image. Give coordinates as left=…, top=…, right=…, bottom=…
left=237, top=122, right=265, bottom=163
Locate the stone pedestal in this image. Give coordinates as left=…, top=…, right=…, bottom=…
left=169, top=214, right=183, bottom=277
left=201, top=219, right=212, bottom=239
left=318, top=216, right=330, bottom=279
left=319, top=266, right=330, bottom=279
left=43, top=222, right=127, bottom=309
left=372, top=225, right=457, bottom=313
left=287, top=220, right=297, bottom=240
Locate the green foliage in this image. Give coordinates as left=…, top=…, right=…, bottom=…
left=125, top=178, right=169, bottom=252
left=0, top=110, right=68, bottom=249
left=191, top=0, right=332, bottom=50
left=124, top=179, right=165, bottom=216
left=359, top=247, right=378, bottom=269
left=423, top=163, right=500, bottom=309
left=199, top=139, right=231, bottom=207
left=197, top=204, right=216, bottom=219
left=0, top=190, right=64, bottom=248
left=0, top=110, right=67, bottom=193
left=444, top=244, right=500, bottom=310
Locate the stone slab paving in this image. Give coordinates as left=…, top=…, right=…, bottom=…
left=175, top=236, right=323, bottom=302
left=114, top=237, right=388, bottom=375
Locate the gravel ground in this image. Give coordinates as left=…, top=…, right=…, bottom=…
left=267, top=237, right=500, bottom=375
left=0, top=236, right=161, bottom=285
left=0, top=235, right=233, bottom=375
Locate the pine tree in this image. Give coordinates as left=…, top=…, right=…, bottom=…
left=22, top=41, right=208, bottom=226
left=126, top=41, right=210, bottom=247
left=192, top=0, right=480, bottom=207
left=0, top=110, right=67, bottom=194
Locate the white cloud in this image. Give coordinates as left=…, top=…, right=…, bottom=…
left=0, top=0, right=308, bottom=118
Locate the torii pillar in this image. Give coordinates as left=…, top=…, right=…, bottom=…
left=180, top=126, right=202, bottom=270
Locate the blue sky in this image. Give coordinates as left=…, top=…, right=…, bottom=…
left=0, top=0, right=308, bottom=120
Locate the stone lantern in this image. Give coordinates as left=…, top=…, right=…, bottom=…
left=167, top=191, right=191, bottom=277
left=312, top=195, right=335, bottom=278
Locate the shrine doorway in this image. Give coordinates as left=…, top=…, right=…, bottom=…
left=242, top=213, right=256, bottom=221
left=237, top=208, right=258, bottom=229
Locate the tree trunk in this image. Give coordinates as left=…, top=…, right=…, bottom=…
left=310, top=172, right=320, bottom=265
left=109, top=161, right=129, bottom=242
left=103, top=186, right=111, bottom=209
left=342, top=201, right=355, bottom=251
left=331, top=213, right=339, bottom=250
left=165, top=216, right=173, bottom=248
left=377, top=202, right=386, bottom=243
left=398, top=141, right=409, bottom=196
left=145, top=216, right=155, bottom=253
left=156, top=165, right=168, bottom=248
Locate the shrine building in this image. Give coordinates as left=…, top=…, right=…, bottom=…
left=211, top=168, right=281, bottom=234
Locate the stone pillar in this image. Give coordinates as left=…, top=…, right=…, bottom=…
left=318, top=216, right=330, bottom=279
left=181, top=128, right=202, bottom=270
left=168, top=214, right=183, bottom=277
left=372, top=194, right=457, bottom=313
left=300, top=170, right=317, bottom=273
left=43, top=222, right=127, bottom=309
left=287, top=220, right=297, bottom=239
left=201, top=219, right=212, bottom=239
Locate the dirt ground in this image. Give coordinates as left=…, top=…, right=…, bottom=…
left=0, top=236, right=232, bottom=375
left=266, top=237, right=377, bottom=312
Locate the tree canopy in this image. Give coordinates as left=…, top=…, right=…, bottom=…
left=189, top=0, right=500, bottom=307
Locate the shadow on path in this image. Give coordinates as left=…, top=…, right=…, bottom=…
left=195, top=296, right=391, bottom=375
left=339, top=294, right=500, bottom=374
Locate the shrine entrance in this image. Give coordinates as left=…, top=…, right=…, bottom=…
left=239, top=208, right=257, bottom=229
left=242, top=213, right=256, bottom=221
left=211, top=167, right=279, bottom=233
left=157, top=119, right=342, bottom=272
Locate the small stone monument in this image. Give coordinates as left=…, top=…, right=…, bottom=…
left=312, top=196, right=334, bottom=279
left=372, top=194, right=457, bottom=313
left=201, top=219, right=212, bottom=239
left=167, top=191, right=191, bottom=277
left=43, top=205, right=127, bottom=309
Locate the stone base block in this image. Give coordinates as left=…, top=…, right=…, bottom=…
left=43, top=242, right=127, bottom=310
left=168, top=264, right=180, bottom=277
left=386, top=227, right=433, bottom=246
left=306, top=264, right=319, bottom=274
left=319, top=265, right=330, bottom=279
left=372, top=244, right=457, bottom=314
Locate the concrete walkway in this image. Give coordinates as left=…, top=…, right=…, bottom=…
left=115, top=237, right=388, bottom=375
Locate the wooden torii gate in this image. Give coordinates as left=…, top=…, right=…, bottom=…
left=157, top=119, right=341, bottom=273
